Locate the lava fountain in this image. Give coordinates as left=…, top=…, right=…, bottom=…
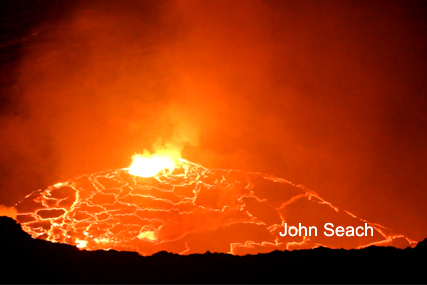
left=15, top=151, right=417, bottom=255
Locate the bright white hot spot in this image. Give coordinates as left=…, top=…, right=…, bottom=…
left=128, top=152, right=176, bottom=177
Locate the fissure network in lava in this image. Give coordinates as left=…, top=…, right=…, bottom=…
left=15, top=159, right=416, bottom=255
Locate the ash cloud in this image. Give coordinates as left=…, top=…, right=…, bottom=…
left=0, top=0, right=427, bottom=243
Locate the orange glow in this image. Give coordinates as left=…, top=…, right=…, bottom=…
left=15, top=157, right=417, bottom=256
left=0, top=0, right=426, bottom=256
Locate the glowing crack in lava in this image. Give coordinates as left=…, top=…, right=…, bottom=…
left=15, top=154, right=417, bottom=255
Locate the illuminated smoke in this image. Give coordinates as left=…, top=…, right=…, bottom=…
left=1, top=0, right=426, bottom=250
left=0, top=205, right=17, bottom=220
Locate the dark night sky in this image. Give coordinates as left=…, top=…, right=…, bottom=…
left=1, top=0, right=427, bottom=242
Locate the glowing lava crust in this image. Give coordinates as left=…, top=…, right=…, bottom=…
left=15, top=158, right=416, bottom=255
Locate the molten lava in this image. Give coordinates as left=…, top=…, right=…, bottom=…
left=128, top=151, right=176, bottom=178
left=15, top=155, right=417, bottom=256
